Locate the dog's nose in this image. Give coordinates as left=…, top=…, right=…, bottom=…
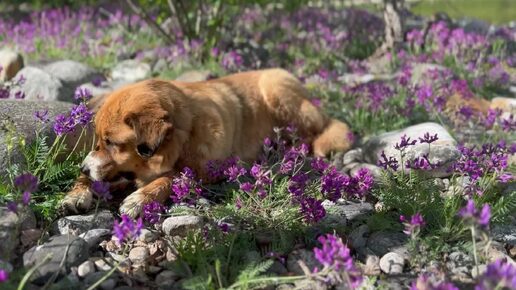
left=80, top=164, right=90, bottom=176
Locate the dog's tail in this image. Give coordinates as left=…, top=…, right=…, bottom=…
left=312, top=118, right=353, bottom=157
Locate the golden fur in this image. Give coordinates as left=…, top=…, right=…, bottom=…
left=61, top=69, right=353, bottom=217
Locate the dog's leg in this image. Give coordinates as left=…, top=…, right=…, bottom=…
left=61, top=173, right=93, bottom=214
left=312, top=118, right=353, bottom=157
left=119, top=177, right=172, bottom=218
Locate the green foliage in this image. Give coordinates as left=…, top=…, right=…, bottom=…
left=170, top=228, right=278, bottom=290
left=0, top=118, right=88, bottom=222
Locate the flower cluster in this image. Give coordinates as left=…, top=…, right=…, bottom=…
left=400, top=213, right=425, bottom=236
left=0, top=268, right=7, bottom=283
left=206, top=156, right=240, bottom=180
left=475, top=259, right=516, bottom=290
left=313, top=234, right=362, bottom=288
left=458, top=199, right=490, bottom=229
left=74, top=86, right=93, bottom=102
left=91, top=181, right=112, bottom=201
left=452, top=142, right=511, bottom=188
left=8, top=173, right=38, bottom=213
left=143, top=201, right=166, bottom=224
left=53, top=103, right=93, bottom=136
left=171, top=167, right=203, bottom=204
left=112, top=214, right=143, bottom=244
left=299, top=197, right=326, bottom=223
left=379, top=132, right=441, bottom=172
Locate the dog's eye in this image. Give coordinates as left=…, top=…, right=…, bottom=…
left=136, top=143, right=154, bottom=158
left=105, top=139, right=112, bottom=146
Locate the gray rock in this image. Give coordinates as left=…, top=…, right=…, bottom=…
left=175, top=70, right=211, bottom=82
left=0, top=208, right=20, bottom=261
left=111, top=60, right=151, bottom=83
left=23, top=235, right=89, bottom=282
left=138, top=228, right=158, bottom=243
left=461, top=19, right=491, bottom=35
left=79, top=229, right=112, bottom=250
left=0, top=48, right=24, bottom=82
left=286, top=249, right=318, bottom=275
left=129, top=246, right=149, bottom=265
left=0, top=100, right=93, bottom=177
left=362, top=122, right=459, bottom=177
left=155, top=270, right=179, bottom=287
left=492, top=224, right=516, bottom=245
left=162, top=215, right=203, bottom=237
left=52, top=210, right=115, bottom=235
left=471, top=264, right=487, bottom=279
left=323, top=200, right=374, bottom=224
left=342, top=148, right=363, bottom=165
left=268, top=260, right=288, bottom=275
left=94, top=257, right=114, bottom=271
left=44, top=60, right=101, bottom=100
left=77, top=260, right=95, bottom=278
left=379, top=252, right=405, bottom=274
left=338, top=73, right=376, bottom=86
left=363, top=255, right=381, bottom=275
left=84, top=272, right=118, bottom=290
left=349, top=224, right=369, bottom=249
left=13, top=66, right=66, bottom=101
left=366, top=231, right=408, bottom=258
left=294, top=279, right=327, bottom=290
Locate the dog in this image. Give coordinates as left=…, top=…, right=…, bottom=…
left=61, top=68, right=353, bottom=218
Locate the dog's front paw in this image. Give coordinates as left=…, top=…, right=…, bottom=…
left=119, top=189, right=147, bottom=218
left=60, top=188, right=93, bottom=215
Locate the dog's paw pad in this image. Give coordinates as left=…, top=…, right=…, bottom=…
left=119, top=190, right=145, bottom=218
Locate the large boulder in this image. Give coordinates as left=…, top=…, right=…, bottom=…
left=362, top=122, right=460, bottom=177
left=0, top=48, right=24, bottom=82
left=111, top=60, right=151, bottom=84
left=12, top=66, right=66, bottom=101
left=0, top=100, right=94, bottom=177
left=44, top=60, right=102, bottom=102
left=23, top=235, right=89, bottom=283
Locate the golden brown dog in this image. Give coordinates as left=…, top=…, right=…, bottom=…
left=61, top=69, right=353, bottom=217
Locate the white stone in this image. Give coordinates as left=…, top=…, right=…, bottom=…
left=379, top=252, right=405, bottom=274
left=77, top=260, right=95, bottom=278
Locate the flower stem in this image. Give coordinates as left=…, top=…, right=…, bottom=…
left=471, top=225, right=479, bottom=275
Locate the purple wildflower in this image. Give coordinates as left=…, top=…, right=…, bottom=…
left=280, top=144, right=309, bottom=174
left=406, top=154, right=437, bottom=170
left=0, top=269, right=8, bottom=283
left=33, top=109, right=49, bottom=123
left=7, top=201, right=18, bottom=213
left=313, top=234, right=362, bottom=288
left=143, top=201, right=165, bottom=224
left=171, top=167, right=202, bottom=204
left=14, top=91, right=25, bottom=99
left=499, top=173, right=513, bottom=183
left=321, top=167, right=350, bottom=201
left=223, top=164, right=246, bottom=182
left=458, top=199, right=490, bottom=229
left=91, top=181, right=112, bottom=201
left=74, top=87, right=93, bottom=102
left=53, top=114, right=76, bottom=136
left=484, top=109, right=501, bottom=129
left=378, top=151, right=399, bottom=171
left=240, top=182, right=253, bottom=193
left=395, top=135, right=417, bottom=150
left=475, top=259, right=516, bottom=290
left=112, top=214, right=143, bottom=244
left=400, top=213, right=425, bottom=236
left=288, top=173, right=309, bottom=197
left=299, top=197, right=326, bottom=223
left=419, top=132, right=439, bottom=144
left=70, top=103, right=93, bottom=126
left=416, top=85, right=433, bottom=105
left=348, top=168, right=374, bottom=198
left=311, top=157, right=329, bottom=173
left=218, top=222, right=230, bottom=233
left=501, top=115, right=516, bottom=132
left=14, top=173, right=38, bottom=194
left=457, top=105, right=474, bottom=120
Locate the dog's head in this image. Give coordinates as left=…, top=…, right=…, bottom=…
left=81, top=79, right=191, bottom=184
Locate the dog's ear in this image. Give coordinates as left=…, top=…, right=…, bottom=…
left=124, top=111, right=172, bottom=158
